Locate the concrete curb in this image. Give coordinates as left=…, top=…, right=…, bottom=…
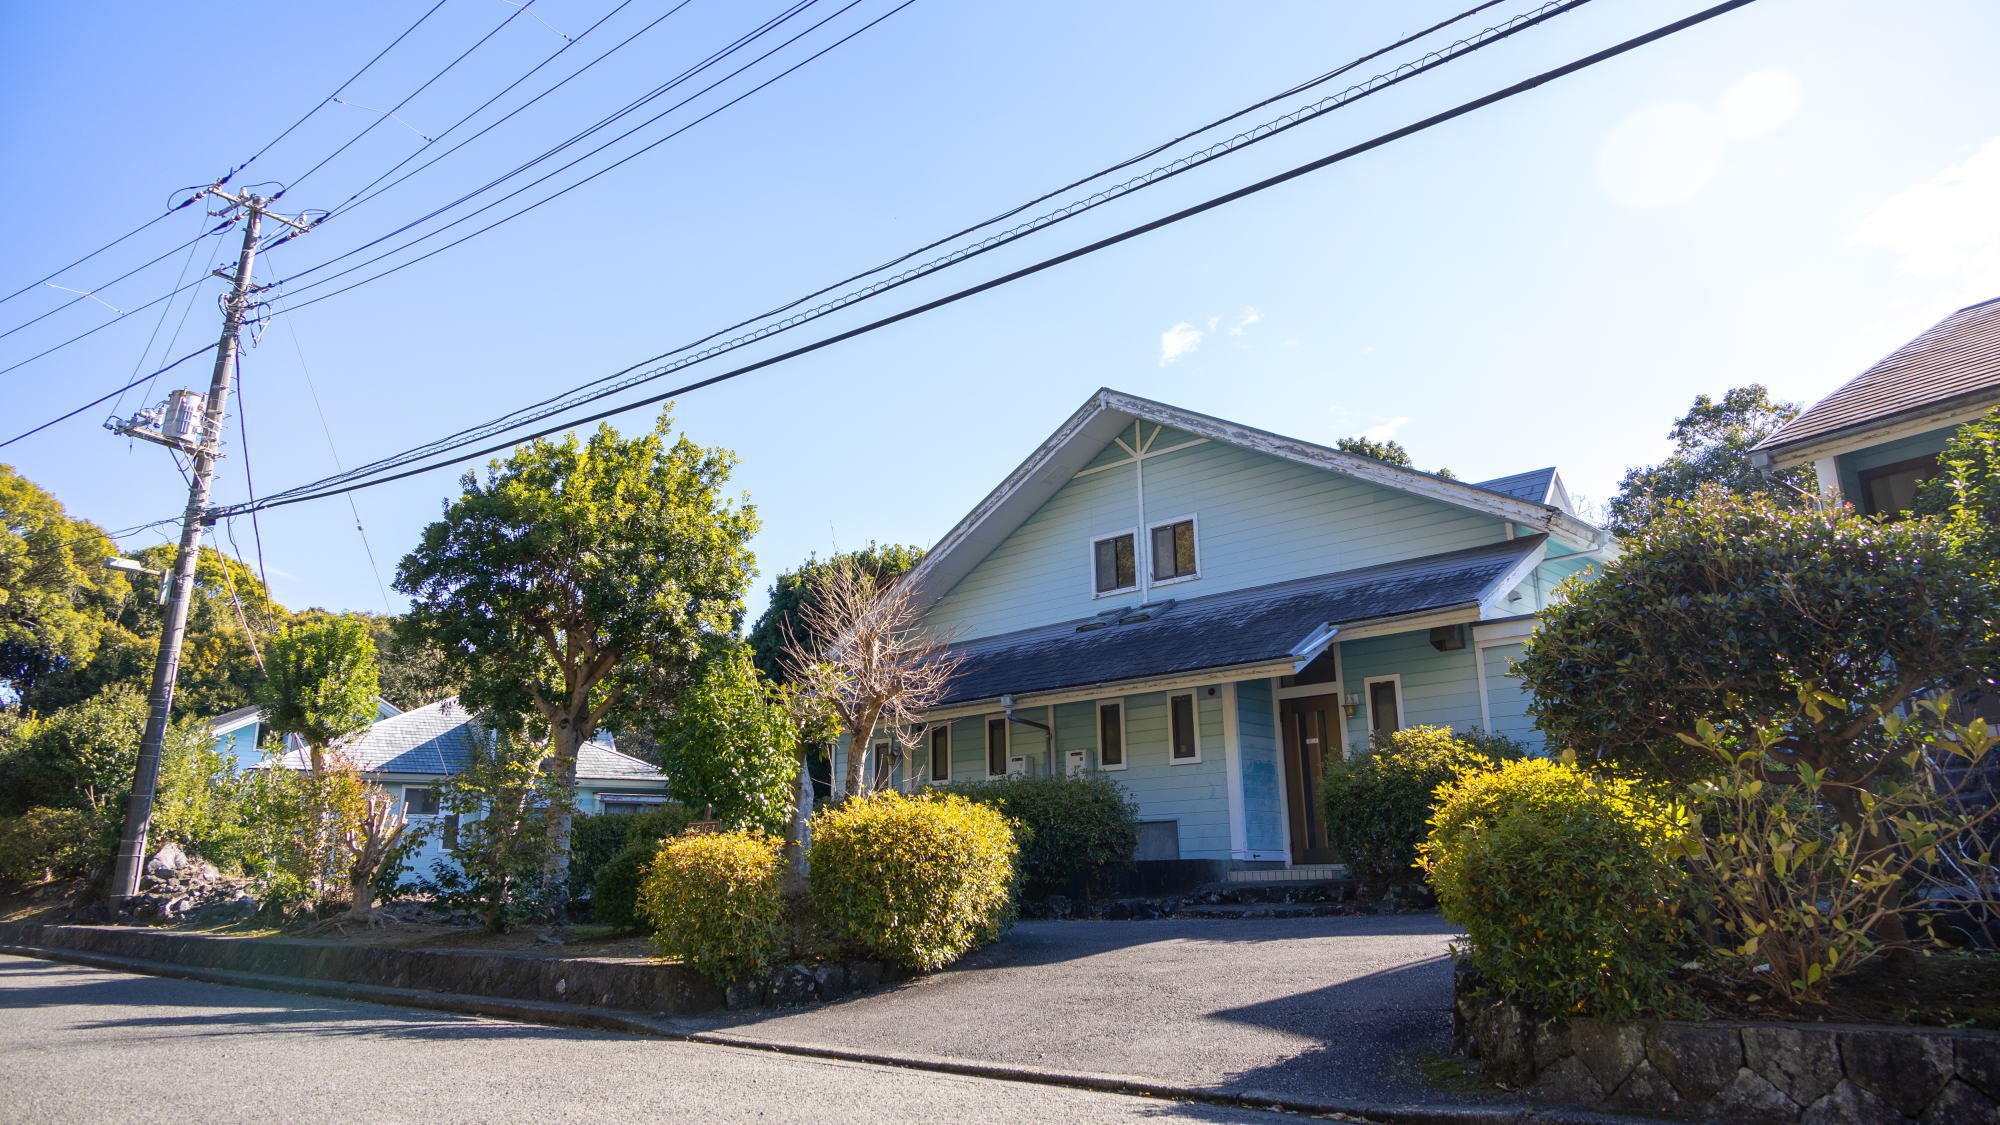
left=0, top=940, right=1664, bottom=1125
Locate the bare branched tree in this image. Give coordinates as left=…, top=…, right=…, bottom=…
left=781, top=560, right=962, bottom=801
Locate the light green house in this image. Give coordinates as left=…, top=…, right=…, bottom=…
left=841, top=389, right=1612, bottom=877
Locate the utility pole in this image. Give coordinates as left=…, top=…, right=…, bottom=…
left=106, top=189, right=312, bottom=905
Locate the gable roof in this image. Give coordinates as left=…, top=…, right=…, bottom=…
left=210, top=697, right=402, bottom=738
left=268, top=697, right=665, bottom=783
left=1755, top=296, right=2000, bottom=463
left=1473, top=467, right=1573, bottom=513
left=903, top=389, right=1606, bottom=612
left=933, top=535, right=1545, bottom=709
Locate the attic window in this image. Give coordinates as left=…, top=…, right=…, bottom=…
left=1149, top=518, right=1197, bottom=582
left=1092, top=531, right=1137, bottom=595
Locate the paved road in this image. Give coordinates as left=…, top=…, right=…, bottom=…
left=675, top=914, right=1478, bottom=1109
left=0, top=954, right=1298, bottom=1125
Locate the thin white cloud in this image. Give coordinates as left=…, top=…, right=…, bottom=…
left=1598, top=68, right=1802, bottom=209
left=1850, top=136, right=2000, bottom=300
left=1158, top=322, right=1204, bottom=366
left=1361, top=416, right=1409, bottom=442
left=1228, top=306, right=1263, bottom=335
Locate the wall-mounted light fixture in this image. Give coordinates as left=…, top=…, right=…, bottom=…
left=1342, top=692, right=1360, bottom=720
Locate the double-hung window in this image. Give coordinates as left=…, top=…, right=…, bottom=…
left=1092, top=531, right=1137, bottom=595
left=1097, top=701, right=1126, bottom=770
left=986, top=717, right=1009, bottom=777
left=403, top=786, right=440, bottom=816
left=1168, top=692, right=1200, bottom=763
left=1149, top=518, right=1197, bottom=583
left=928, top=725, right=951, bottom=783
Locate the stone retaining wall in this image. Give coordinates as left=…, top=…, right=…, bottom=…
left=1453, top=971, right=2000, bottom=1123
left=0, top=922, right=901, bottom=1015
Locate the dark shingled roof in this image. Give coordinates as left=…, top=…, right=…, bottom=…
left=1474, top=468, right=1558, bottom=505
left=1757, top=296, right=2000, bottom=454
left=269, top=698, right=665, bottom=782
left=937, top=536, right=1543, bottom=706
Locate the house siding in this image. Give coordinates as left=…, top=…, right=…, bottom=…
left=1235, top=677, right=1283, bottom=854
left=925, top=437, right=1511, bottom=641
left=1335, top=634, right=1484, bottom=754
left=1477, top=641, right=1541, bottom=750
left=1833, top=425, right=1958, bottom=505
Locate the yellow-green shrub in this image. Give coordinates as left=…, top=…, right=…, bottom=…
left=636, top=829, right=786, bottom=982
left=1418, top=758, right=1691, bottom=1020
left=809, top=791, right=1017, bottom=971
left=1320, top=725, right=1524, bottom=886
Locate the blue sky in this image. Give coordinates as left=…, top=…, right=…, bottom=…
left=4, top=0, right=1998, bottom=623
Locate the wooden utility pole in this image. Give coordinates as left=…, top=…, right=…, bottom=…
left=106, top=189, right=311, bottom=904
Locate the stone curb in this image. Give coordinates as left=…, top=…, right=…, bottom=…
left=1, top=940, right=1662, bottom=1125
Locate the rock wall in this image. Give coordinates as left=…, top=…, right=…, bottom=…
left=1454, top=970, right=2000, bottom=1123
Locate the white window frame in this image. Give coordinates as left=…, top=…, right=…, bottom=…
left=1088, top=528, right=1141, bottom=599
left=872, top=738, right=896, bottom=791
left=927, top=724, right=952, bottom=784
left=402, top=784, right=441, bottom=817
left=1096, top=700, right=1128, bottom=771
left=1145, top=513, right=1201, bottom=587
left=1362, top=674, right=1406, bottom=740
left=1167, top=691, right=1202, bottom=765
left=984, top=716, right=1010, bottom=779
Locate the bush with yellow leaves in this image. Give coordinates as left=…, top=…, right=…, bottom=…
left=636, top=828, right=787, bottom=983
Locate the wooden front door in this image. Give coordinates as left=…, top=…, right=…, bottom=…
left=1281, top=694, right=1342, bottom=865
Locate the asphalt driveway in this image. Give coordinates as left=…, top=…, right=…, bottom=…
left=669, top=913, right=1485, bottom=1109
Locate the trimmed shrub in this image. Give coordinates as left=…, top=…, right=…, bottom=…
left=0, top=807, right=100, bottom=884
left=568, top=812, right=640, bottom=898
left=636, top=829, right=786, bottom=983
left=590, top=841, right=655, bottom=931
left=809, top=791, right=1017, bottom=971
left=945, top=772, right=1139, bottom=899
left=1418, top=758, right=1691, bottom=1020
left=625, top=803, right=699, bottom=847
left=1320, top=725, right=1524, bottom=886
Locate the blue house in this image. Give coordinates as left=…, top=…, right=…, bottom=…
left=207, top=697, right=403, bottom=771
left=1751, top=296, right=2000, bottom=514
left=844, top=389, right=1611, bottom=876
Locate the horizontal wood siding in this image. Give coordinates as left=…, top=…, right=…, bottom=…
left=1235, top=677, right=1283, bottom=853
left=1112, top=688, right=1231, bottom=860
left=1335, top=633, right=1484, bottom=755
left=926, top=437, right=1510, bottom=641
left=1479, top=641, right=1542, bottom=751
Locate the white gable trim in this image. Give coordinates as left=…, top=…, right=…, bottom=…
left=904, top=389, right=1607, bottom=613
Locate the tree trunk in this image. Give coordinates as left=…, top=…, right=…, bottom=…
left=784, top=746, right=814, bottom=895
left=1823, top=781, right=1914, bottom=964
left=843, top=729, right=870, bottom=800
left=545, top=713, right=587, bottom=920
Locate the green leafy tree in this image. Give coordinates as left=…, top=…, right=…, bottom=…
left=355, top=612, right=459, bottom=710
left=395, top=407, right=758, bottom=892
left=1605, top=385, right=1813, bottom=535
left=424, top=717, right=571, bottom=931
left=256, top=617, right=380, bottom=774
left=746, top=542, right=923, bottom=684
left=1916, top=406, right=2000, bottom=565
left=1518, top=487, right=2000, bottom=796
left=0, top=685, right=147, bottom=818
left=651, top=644, right=799, bottom=833
left=0, top=464, right=124, bottom=706
left=1335, top=435, right=1452, bottom=479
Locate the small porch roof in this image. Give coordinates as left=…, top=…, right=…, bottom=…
left=930, top=535, right=1545, bottom=711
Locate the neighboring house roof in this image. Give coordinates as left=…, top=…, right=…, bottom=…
left=1755, top=296, right=2000, bottom=464
left=902, top=389, right=1607, bottom=614
left=267, top=697, right=665, bottom=783
left=209, top=697, right=403, bottom=738
left=1473, top=467, right=1572, bottom=513
left=932, top=535, right=1546, bottom=709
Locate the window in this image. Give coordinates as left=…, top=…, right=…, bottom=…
left=1169, top=692, right=1200, bottom=763
left=928, top=725, right=951, bottom=783
left=599, top=793, right=665, bottom=815
left=1149, top=518, right=1197, bottom=582
left=1367, top=677, right=1403, bottom=741
left=1856, top=454, right=1940, bottom=517
left=1092, top=531, right=1137, bottom=595
left=1097, top=701, right=1126, bottom=769
left=986, top=717, right=1009, bottom=777
left=403, top=786, right=439, bottom=816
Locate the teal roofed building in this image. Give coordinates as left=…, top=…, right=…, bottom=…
left=844, top=389, right=1613, bottom=878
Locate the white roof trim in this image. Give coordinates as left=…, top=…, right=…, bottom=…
left=904, top=388, right=1607, bottom=611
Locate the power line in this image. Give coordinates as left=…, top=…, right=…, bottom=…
left=0, top=215, right=230, bottom=343
left=270, top=0, right=1584, bottom=495
left=273, top=0, right=836, bottom=299
left=0, top=2, right=447, bottom=316
left=0, top=343, right=219, bottom=449
left=110, top=210, right=217, bottom=421
left=282, top=310, right=396, bottom=613
left=221, top=0, right=1763, bottom=519
left=278, top=0, right=541, bottom=199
